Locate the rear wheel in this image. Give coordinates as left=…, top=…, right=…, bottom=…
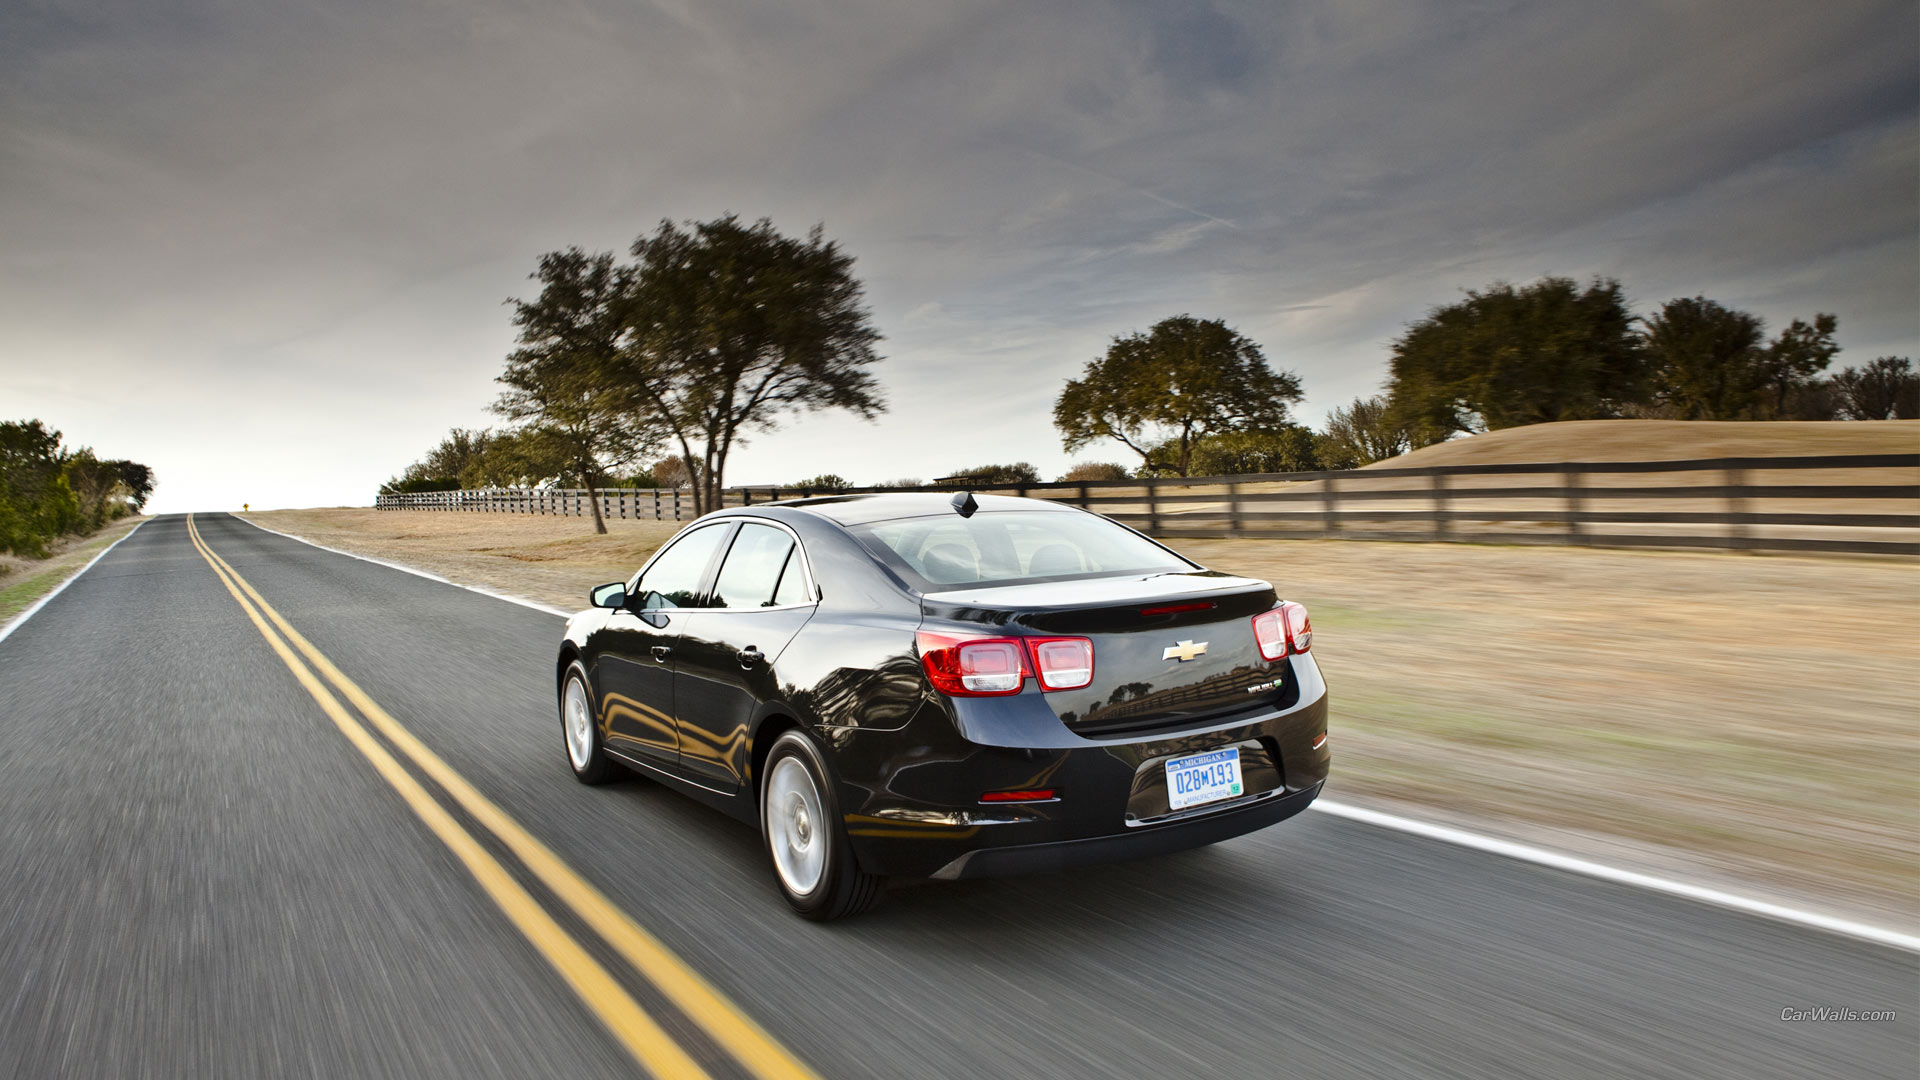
left=761, top=730, right=882, bottom=920
left=561, top=661, right=619, bottom=785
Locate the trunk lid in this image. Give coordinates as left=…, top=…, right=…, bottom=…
left=921, top=571, right=1292, bottom=734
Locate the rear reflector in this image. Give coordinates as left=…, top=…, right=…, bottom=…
left=917, top=632, right=1029, bottom=696
left=1140, top=601, right=1215, bottom=617
left=980, top=789, right=1057, bottom=803
left=1026, top=636, right=1094, bottom=691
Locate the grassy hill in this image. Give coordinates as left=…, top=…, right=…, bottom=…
left=1365, top=419, right=1919, bottom=469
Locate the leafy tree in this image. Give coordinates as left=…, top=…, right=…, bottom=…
left=1318, top=395, right=1424, bottom=467
left=1055, top=315, right=1302, bottom=477
left=1759, top=314, right=1840, bottom=417
left=1185, top=426, right=1321, bottom=475
left=1388, top=277, right=1645, bottom=434
left=1058, top=462, right=1132, bottom=482
left=498, top=248, right=656, bottom=533
left=619, top=215, right=886, bottom=515
left=1831, top=357, right=1920, bottom=420
left=0, top=420, right=149, bottom=556
left=942, top=462, right=1041, bottom=486
left=1642, top=299, right=1840, bottom=420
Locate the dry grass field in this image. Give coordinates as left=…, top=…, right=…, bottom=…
left=248, top=505, right=1920, bottom=928
left=0, top=516, right=148, bottom=627
left=1369, top=418, right=1918, bottom=467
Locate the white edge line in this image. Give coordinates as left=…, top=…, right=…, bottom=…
left=1310, top=798, right=1920, bottom=953
left=230, top=514, right=574, bottom=618
left=228, top=513, right=1920, bottom=954
left=0, top=519, right=152, bottom=647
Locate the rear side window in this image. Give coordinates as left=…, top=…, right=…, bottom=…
left=711, top=523, right=808, bottom=609
left=634, top=523, right=732, bottom=609
left=852, top=511, right=1191, bottom=591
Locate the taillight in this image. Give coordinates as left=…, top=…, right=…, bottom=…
left=1280, top=601, right=1311, bottom=653
left=1252, top=601, right=1312, bottom=660
left=918, top=632, right=1028, bottom=696
left=917, top=632, right=1095, bottom=695
left=1027, top=636, right=1094, bottom=691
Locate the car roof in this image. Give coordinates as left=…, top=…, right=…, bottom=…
left=746, top=492, right=1080, bottom=527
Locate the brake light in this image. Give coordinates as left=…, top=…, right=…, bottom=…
left=1252, top=601, right=1312, bottom=660
left=918, top=632, right=1028, bottom=696
left=1140, top=601, right=1214, bottom=617
left=1026, top=636, right=1094, bottom=691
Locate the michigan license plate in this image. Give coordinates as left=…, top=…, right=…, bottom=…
left=1165, top=747, right=1244, bottom=811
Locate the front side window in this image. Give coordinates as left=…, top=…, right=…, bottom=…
left=711, top=523, right=808, bottom=609
left=852, top=511, right=1191, bottom=591
left=634, top=523, right=732, bottom=609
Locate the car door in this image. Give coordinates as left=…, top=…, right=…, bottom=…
left=595, top=521, right=736, bottom=770
left=672, top=521, right=818, bottom=793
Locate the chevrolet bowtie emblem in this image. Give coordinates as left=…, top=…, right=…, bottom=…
left=1162, top=640, right=1208, bottom=662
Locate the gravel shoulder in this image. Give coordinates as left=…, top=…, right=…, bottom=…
left=248, top=507, right=1920, bottom=930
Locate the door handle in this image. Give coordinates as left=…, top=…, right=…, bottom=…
left=651, top=645, right=672, bottom=663
left=738, top=646, right=764, bottom=669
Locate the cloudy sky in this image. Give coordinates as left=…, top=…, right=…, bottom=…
left=3, top=0, right=1915, bottom=513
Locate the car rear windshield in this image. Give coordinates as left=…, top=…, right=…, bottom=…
left=850, top=510, right=1193, bottom=591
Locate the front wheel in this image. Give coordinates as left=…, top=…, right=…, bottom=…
left=761, top=730, right=882, bottom=920
left=560, top=661, right=619, bottom=785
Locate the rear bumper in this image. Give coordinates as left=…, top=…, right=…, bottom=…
left=831, top=665, right=1330, bottom=879
left=929, top=779, right=1322, bottom=880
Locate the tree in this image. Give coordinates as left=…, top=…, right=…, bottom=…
left=498, top=248, right=655, bottom=533
left=1759, top=314, right=1839, bottom=417
left=1642, top=299, right=1840, bottom=420
left=1831, top=357, right=1920, bottom=420
left=1319, top=395, right=1421, bottom=467
left=1054, top=315, right=1302, bottom=477
left=619, top=215, right=886, bottom=515
left=1387, top=277, right=1645, bottom=435
left=1640, top=297, right=1766, bottom=420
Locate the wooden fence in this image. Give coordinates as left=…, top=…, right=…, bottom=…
left=373, top=452, right=1920, bottom=556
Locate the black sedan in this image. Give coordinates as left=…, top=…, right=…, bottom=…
left=556, top=492, right=1329, bottom=919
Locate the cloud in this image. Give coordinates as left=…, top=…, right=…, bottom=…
left=0, top=0, right=1913, bottom=508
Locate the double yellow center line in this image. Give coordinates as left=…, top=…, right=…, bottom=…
left=186, top=515, right=817, bottom=1080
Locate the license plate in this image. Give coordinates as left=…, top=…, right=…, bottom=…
left=1164, top=747, right=1244, bottom=811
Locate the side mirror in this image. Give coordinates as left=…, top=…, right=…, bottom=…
left=590, top=582, right=627, bottom=609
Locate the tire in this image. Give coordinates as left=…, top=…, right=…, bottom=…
left=560, top=661, right=620, bottom=785
left=760, top=730, right=883, bottom=920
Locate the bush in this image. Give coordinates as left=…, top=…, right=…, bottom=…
left=791, top=474, right=852, bottom=492
left=939, top=462, right=1041, bottom=486
left=379, top=475, right=460, bottom=495
left=1058, top=462, right=1131, bottom=482
left=1186, top=427, right=1322, bottom=475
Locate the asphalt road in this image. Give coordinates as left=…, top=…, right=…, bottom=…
left=2, top=512, right=1913, bottom=1079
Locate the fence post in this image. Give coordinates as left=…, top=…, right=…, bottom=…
left=1726, top=465, right=1748, bottom=548
left=1564, top=464, right=1584, bottom=544
left=1146, top=477, right=1161, bottom=535
left=1322, top=474, right=1341, bottom=536
left=1077, top=484, right=1089, bottom=510
left=1431, top=471, right=1448, bottom=542
left=1227, top=481, right=1242, bottom=534
left=673, top=489, right=681, bottom=520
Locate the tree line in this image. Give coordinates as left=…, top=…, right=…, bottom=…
left=389, top=218, right=1915, bottom=520
left=1, top=420, right=154, bottom=558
